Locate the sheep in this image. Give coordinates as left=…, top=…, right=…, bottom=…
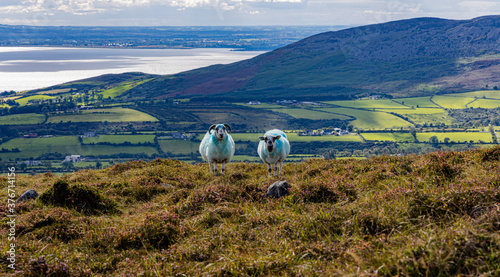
left=199, top=123, right=235, bottom=175
left=258, top=129, right=290, bottom=176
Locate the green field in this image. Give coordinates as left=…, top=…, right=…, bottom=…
left=15, top=95, right=56, bottom=105
left=405, top=113, right=456, bottom=125
left=467, top=99, right=500, bottom=109
left=271, top=108, right=352, bottom=120
left=0, top=136, right=81, bottom=160
left=286, top=132, right=363, bottom=142
left=323, top=99, right=408, bottom=109
left=315, top=107, right=413, bottom=129
left=100, top=80, right=151, bottom=99
left=196, top=132, right=362, bottom=143
left=237, top=103, right=286, bottom=109
left=0, top=113, right=45, bottom=125
left=361, top=132, right=415, bottom=142
left=377, top=108, right=444, bottom=115
left=393, top=96, right=438, bottom=108
left=416, top=132, right=494, bottom=143
left=432, top=95, right=476, bottom=109
left=36, top=88, right=72, bottom=95
left=447, top=90, right=500, bottom=100
left=0, top=136, right=158, bottom=160
left=82, top=134, right=156, bottom=144
left=47, top=108, right=158, bottom=123
left=158, top=140, right=199, bottom=155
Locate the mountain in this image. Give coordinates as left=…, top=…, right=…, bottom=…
left=127, top=15, right=500, bottom=101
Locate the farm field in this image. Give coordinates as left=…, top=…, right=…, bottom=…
left=314, top=107, right=413, bottom=129
left=405, top=113, right=456, bottom=125
left=322, top=99, right=408, bottom=109
left=0, top=136, right=81, bottom=160
left=285, top=133, right=363, bottom=142
left=270, top=108, right=352, bottom=120
left=361, top=132, right=414, bottom=142
left=196, top=132, right=363, bottom=143
left=82, top=134, right=156, bottom=144
left=158, top=140, right=199, bottom=155
left=100, top=80, right=152, bottom=99
left=392, top=96, right=438, bottom=108
left=416, top=132, right=493, bottom=143
left=447, top=90, right=500, bottom=99
left=236, top=103, right=285, bottom=109
left=377, top=108, right=444, bottom=114
left=0, top=136, right=159, bottom=160
left=467, top=99, right=500, bottom=109
left=15, top=95, right=56, bottom=105
left=432, top=95, right=475, bottom=109
left=79, top=145, right=158, bottom=156
left=46, top=108, right=158, bottom=123
left=36, top=88, right=72, bottom=95
left=0, top=113, right=45, bottom=125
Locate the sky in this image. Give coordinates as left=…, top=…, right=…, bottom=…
left=0, top=0, right=499, bottom=26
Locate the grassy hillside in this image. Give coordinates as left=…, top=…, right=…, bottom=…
left=2, top=146, right=500, bottom=276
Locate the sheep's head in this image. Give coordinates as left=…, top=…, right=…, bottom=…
left=259, top=135, right=281, bottom=153
left=209, top=124, right=231, bottom=141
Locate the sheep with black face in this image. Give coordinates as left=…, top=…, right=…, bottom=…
left=257, top=129, right=290, bottom=176
left=199, top=123, right=235, bottom=175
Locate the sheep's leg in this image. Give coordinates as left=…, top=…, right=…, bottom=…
left=221, top=162, right=225, bottom=175
left=267, top=163, right=272, bottom=176
left=208, top=162, right=214, bottom=174
left=213, top=163, right=218, bottom=175
left=273, top=163, right=278, bottom=176
left=278, top=161, right=284, bottom=175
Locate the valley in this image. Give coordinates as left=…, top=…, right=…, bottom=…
left=1, top=76, right=499, bottom=173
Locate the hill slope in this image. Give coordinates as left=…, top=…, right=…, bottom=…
left=127, top=15, right=500, bottom=100
left=4, top=146, right=500, bottom=275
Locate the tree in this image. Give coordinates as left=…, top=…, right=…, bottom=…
left=95, top=161, right=102, bottom=169
left=444, top=137, right=450, bottom=144
left=429, top=135, right=439, bottom=146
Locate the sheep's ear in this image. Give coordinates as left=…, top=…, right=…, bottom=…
left=275, top=135, right=281, bottom=140
left=208, top=124, right=216, bottom=132
left=259, top=136, right=265, bottom=140
left=223, top=124, right=232, bottom=133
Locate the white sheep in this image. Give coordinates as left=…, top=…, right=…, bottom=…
left=199, top=123, right=235, bottom=175
left=258, top=129, right=290, bottom=176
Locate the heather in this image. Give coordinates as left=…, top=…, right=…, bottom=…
left=2, top=147, right=500, bottom=276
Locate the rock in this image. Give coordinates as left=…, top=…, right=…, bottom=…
left=265, top=180, right=290, bottom=198
left=16, top=189, right=39, bottom=203
left=161, top=183, right=175, bottom=189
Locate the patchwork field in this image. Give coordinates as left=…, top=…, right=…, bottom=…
left=0, top=113, right=45, bottom=125
left=285, top=133, right=363, bottom=142
left=432, top=95, right=475, bottom=109
left=467, top=99, right=500, bottom=109
left=314, top=107, right=413, bottom=129
left=323, top=99, right=408, bottom=109
left=271, top=108, right=352, bottom=120
left=447, top=90, right=500, bottom=99
left=392, top=96, right=438, bottom=108
left=0, top=136, right=159, bottom=160
left=82, top=134, right=156, bottom=144
left=158, top=140, right=199, bottom=155
left=361, top=132, right=414, bottom=142
left=46, top=108, right=158, bottom=123
left=416, top=132, right=493, bottom=143
left=15, top=95, right=56, bottom=105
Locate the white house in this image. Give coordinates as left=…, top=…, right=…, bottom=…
left=62, top=155, right=81, bottom=163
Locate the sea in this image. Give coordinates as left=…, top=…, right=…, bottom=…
left=0, top=47, right=264, bottom=92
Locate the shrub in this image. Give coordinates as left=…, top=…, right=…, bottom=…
left=39, top=180, right=117, bottom=215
